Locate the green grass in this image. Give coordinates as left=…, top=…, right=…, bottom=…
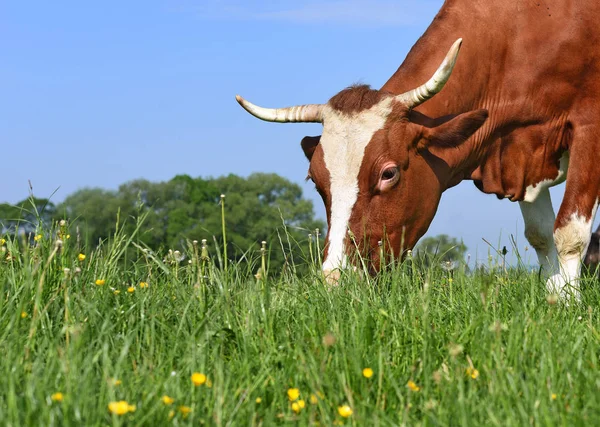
left=2, top=218, right=600, bottom=426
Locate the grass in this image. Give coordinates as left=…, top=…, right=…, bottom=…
left=2, top=215, right=600, bottom=426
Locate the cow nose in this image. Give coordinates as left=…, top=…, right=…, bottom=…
left=323, top=269, right=341, bottom=285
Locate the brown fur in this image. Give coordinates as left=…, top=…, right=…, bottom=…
left=328, top=85, right=389, bottom=114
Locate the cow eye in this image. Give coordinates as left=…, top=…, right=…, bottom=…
left=381, top=167, right=398, bottom=181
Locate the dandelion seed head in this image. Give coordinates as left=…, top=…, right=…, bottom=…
left=448, top=343, right=464, bottom=357
left=425, top=399, right=438, bottom=410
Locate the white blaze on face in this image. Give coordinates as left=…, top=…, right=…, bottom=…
left=320, top=100, right=393, bottom=273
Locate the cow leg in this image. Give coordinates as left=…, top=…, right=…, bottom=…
left=519, top=188, right=558, bottom=275
left=548, top=146, right=600, bottom=300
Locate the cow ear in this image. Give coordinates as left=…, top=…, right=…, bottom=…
left=419, top=109, right=488, bottom=150
left=301, top=136, right=321, bottom=161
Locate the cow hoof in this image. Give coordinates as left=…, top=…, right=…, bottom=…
left=546, top=274, right=581, bottom=303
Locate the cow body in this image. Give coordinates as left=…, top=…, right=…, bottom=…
left=238, top=0, right=600, bottom=299
left=381, top=0, right=600, bottom=297
left=385, top=0, right=596, bottom=202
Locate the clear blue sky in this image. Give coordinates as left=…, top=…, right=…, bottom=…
left=1, top=0, right=590, bottom=265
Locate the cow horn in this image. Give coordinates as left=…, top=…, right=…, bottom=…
left=236, top=95, right=324, bottom=123
left=396, top=38, right=463, bottom=108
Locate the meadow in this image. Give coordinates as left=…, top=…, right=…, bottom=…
left=2, top=208, right=600, bottom=426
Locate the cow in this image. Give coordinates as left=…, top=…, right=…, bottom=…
left=585, top=225, right=600, bottom=274
left=236, top=0, right=600, bottom=300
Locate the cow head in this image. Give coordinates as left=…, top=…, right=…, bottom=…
left=236, top=39, right=488, bottom=281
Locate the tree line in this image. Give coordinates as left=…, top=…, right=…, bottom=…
left=0, top=173, right=325, bottom=272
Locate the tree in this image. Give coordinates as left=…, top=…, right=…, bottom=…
left=54, top=173, right=325, bottom=272
left=415, top=234, right=467, bottom=267
left=0, top=197, right=56, bottom=237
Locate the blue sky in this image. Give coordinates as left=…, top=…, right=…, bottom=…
left=1, top=0, right=589, bottom=265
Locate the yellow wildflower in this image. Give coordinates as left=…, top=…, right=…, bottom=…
left=363, top=367, right=374, bottom=378
left=95, top=279, right=105, bottom=286
left=291, top=402, right=301, bottom=413
left=127, top=286, right=135, bottom=293
left=110, top=378, right=122, bottom=386
left=139, top=281, right=148, bottom=288
left=108, top=400, right=136, bottom=415
left=191, top=372, right=206, bottom=386
left=338, top=405, right=353, bottom=418
left=51, top=392, right=64, bottom=402
left=66, top=234, right=70, bottom=239
left=168, top=409, right=175, bottom=419
left=78, top=253, right=86, bottom=261
left=178, top=405, right=192, bottom=418
left=407, top=380, right=421, bottom=392
left=551, top=393, right=557, bottom=400
left=0, top=238, right=5, bottom=245
left=206, top=378, right=213, bottom=388
left=310, top=394, right=318, bottom=404
left=466, top=367, right=480, bottom=379
left=34, top=234, right=42, bottom=241
left=113, top=290, right=120, bottom=295
left=287, top=388, right=300, bottom=401
left=162, top=395, right=175, bottom=405
left=298, top=399, right=305, bottom=409
left=255, top=397, right=262, bottom=404
left=21, top=311, right=28, bottom=319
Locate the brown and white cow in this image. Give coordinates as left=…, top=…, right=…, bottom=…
left=237, top=1, right=600, bottom=300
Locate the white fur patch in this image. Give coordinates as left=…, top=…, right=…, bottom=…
left=320, top=100, right=393, bottom=273
left=519, top=188, right=558, bottom=274
left=523, top=152, right=569, bottom=203
left=548, top=199, right=599, bottom=299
